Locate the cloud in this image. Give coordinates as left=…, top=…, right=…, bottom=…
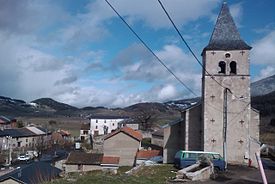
left=108, top=0, right=219, bottom=29
left=229, top=3, right=243, bottom=27
left=251, top=30, right=275, bottom=65
left=253, top=23, right=275, bottom=34
left=251, top=30, right=275, bottom=81
left=254, top=66, right=275, bottom=81
left=158, top=84, right=178, bottom=101
left=113, top=44, right=199, bottom=83
left=0, top=31, right=75, bottom=101
left=54, top=76, right=78, bottom=86
left=0, top=0, right=69, bottom=34
left=57, top=0, right=220, bottom=45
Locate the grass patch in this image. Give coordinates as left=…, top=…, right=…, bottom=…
left=48, top=165, right=176, bottom=184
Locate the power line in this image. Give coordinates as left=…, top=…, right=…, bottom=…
left=105, top=0, right=245, bottom=115
left=105, top=0, right=197, bottom=97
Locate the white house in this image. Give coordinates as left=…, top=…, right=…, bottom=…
left=89, top=116, right=128, bottom=136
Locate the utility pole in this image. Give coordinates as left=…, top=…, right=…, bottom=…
left=223, top=88, right=228, bottom=169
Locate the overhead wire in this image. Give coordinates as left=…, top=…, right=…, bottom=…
left=105, top=0, right=247, bottom=114
left=105, top=0, right=249, bottom=115
left=105, top=0, right=197, bottom=97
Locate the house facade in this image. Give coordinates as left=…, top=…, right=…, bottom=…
left=90, top=116, right=127, bottom=136
left=103, top=127, right=142, bottom=166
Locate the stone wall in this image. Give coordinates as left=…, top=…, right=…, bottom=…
left=64, top=164, right=101, bottom=173
left=184, top=105, right=202, bottom=151
left=163, top=120, right=185, bottom=163
left=151, top=135, right=163, bottom=147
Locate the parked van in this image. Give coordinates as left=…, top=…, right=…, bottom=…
left=174, top=150, right=226, bottom=171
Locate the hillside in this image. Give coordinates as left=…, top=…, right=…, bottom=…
left=32, top=98, right=78, bottom=112
left=0, top=74, right=275, bottom=128
left=0, top=96, right=185, bottom=126
left=251, top=74, right=275, bottom=96
left=251, top=91, right=275, bottom=117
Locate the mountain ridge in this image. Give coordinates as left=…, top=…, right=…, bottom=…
left=1, top=74, right=275, bottom=119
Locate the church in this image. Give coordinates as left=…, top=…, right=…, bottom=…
left=163, top=2, right=260, bottom=167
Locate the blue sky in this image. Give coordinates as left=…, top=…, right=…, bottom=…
left=0, top=0, right=274, bottom=107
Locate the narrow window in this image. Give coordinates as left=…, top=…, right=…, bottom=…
left=230, top=61, right=237, bottom=74
left=218, top=61, right=226, bottom=74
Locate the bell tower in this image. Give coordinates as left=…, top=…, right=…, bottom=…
left=201, top=2, right=257, bottom=165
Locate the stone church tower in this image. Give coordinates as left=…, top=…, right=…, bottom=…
left=202, top=2, right=260, bottom=166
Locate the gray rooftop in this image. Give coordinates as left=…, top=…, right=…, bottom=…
left=203, top=2, right=251, bottom=52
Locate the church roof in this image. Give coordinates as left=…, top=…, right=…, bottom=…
left=203, top=2, right=251, bottom=52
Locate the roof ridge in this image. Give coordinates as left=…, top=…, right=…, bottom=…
left=104, top=126, right=142, bottom=141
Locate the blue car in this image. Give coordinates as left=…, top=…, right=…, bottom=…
left=174, top=150, right=226, bottom=171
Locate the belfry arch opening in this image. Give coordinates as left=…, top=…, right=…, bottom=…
left=230, top=61, right=237, bottom=74
left=218, top=61, right=226, bottom=74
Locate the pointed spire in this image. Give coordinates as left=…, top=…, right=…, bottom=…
left=203, top=2, right=251, bottom=52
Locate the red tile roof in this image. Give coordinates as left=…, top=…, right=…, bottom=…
left=104, top=126, right=142, bottom=141
left=101, top=156, right=120, bottom=165
left=136, top=150, right=162, bottom=159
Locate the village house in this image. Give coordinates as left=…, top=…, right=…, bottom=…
left=26, top=126, right=51, bottom=148
left=151, top=129, right=164, bottom=147
left=90, top=115, right=127, bottom=136
left=0, top=126, right=51, bottom=151
left=118, top=119, right=139, bottom=130
left=80, top=123, right=90, bottom=141
left=0, top=116, right=17, bottom=130
left=0, top=130, right=8, bottom=150
left=103, top=126, right=142, bottom=166
left=101, top=156, right=120, bottom=173
left=59, top=151, right=120, bottom=174
left=64, top=151, right=103, bottom=173
left=2, top=128, right=38, bottom=150
left=51, top=129, right=71, bottom=146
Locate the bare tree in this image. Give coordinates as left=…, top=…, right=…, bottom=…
left=134, top=110, right=156, bottom=131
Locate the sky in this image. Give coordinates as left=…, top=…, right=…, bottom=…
left=0, top=0, right=274, bottom=108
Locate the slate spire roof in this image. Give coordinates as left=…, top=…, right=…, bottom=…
left=203, top=2, right=251, bottom=52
